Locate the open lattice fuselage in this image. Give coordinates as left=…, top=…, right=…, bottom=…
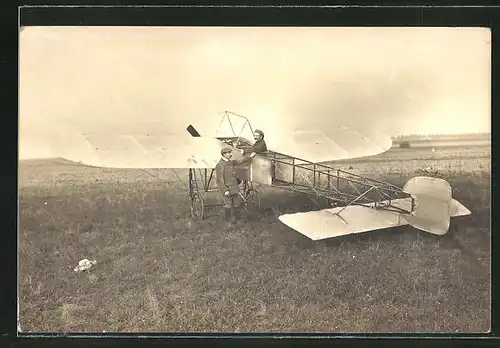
left=218, top=136, right=416, bottom=216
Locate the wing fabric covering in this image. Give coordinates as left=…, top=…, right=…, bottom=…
left=60, top=133, right=226, bottom=169
left=56, top=122, right=391, bottom=168
left=278, top=198, right=470, bottom=241
left=266, top=127, right=393, bottom=163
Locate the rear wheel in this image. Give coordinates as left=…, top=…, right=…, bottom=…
left=190, top=193, right=204, bottom=220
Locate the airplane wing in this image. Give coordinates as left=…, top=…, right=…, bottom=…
left=214, top=111, right=393, bottom=163
left=59, top=133, right=226, bottom=169
left=52, top=126, right=391, bottom=168
left=28, top=111, right=392, bottom=168
left=266, top=127, right=393, bottom=163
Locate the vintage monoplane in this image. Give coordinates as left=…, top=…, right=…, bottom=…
left=60, top=111, right=471, bottom=241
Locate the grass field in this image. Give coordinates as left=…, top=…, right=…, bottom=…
left=18, top=144, right=491, bottom=333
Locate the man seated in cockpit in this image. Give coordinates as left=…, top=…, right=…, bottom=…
left=238, top=129, right=267, bottom=158
left=233, top=129, right=268, bottom=194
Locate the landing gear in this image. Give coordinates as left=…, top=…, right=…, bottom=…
left=245, top=188, right=260, bottom=214
left=187, top=169, right=262, bottom=222
left=190, top=192, right=204, bottom=220
left=240, top=181, right=261, bottom=215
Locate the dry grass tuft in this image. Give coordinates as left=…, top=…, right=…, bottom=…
left=144, top=286, right=161, bottom=324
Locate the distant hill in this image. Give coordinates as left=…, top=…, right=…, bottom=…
left=392, top=133, right=491, bottom=148
left=392, top=132, right=490, bottom=141
left=391, top=133, right=490, bottom=148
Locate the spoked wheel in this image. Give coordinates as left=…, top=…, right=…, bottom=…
left=190, top=193, right=204, bottom=220
left=244, top=189, right=261, bottom=215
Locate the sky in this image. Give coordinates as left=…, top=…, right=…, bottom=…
left=19, top=26, right=491, bottom=159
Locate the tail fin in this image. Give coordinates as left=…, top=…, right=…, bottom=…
left=402, top=176, right=453, bottom=235
left=187, top=125, right=201, bottom=137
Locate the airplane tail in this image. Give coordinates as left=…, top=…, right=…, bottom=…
left=277, top=176, right=471, bottom=240
left=402, top=176, right=460, bottom=235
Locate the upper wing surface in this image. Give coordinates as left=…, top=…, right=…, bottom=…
left=267, top=127, right=393, bottom=163
left=59, top=133, right=225, bottom=169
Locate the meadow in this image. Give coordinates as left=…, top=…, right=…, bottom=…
left=18, top=144, right=491, bottom=333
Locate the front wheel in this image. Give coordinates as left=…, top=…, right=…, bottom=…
left=190, top=193, right=204, bottom=220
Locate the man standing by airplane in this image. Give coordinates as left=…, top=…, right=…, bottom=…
left=215, top=147, right=245, bottom=225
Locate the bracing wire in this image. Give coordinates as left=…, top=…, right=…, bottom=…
left=139, top=168, right=189, bottom=192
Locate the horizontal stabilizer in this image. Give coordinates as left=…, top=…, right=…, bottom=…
left=278, top=204, right=405, bottom=240
left=60, top=133, right=226, bottom=169
left=278, top=197, right=470, bottom=241
left=450, top=198, right=471, bottom=217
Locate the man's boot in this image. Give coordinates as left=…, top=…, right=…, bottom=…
left=229, top=206, right=237, bottom=225
left=223, top=207, right=231, bottom=222
left=233, top=206, right=240, bottom=223
left=238, top=206, right=247, bottom=222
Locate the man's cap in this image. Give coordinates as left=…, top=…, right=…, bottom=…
left=221, top=147, right=232, bottom=155
left=254, top=129, right=264, bottom=136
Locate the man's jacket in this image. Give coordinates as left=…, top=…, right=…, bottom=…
left=242, top=139, right=267, bottom=154
left=215, top=158, right=241, bottom=195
